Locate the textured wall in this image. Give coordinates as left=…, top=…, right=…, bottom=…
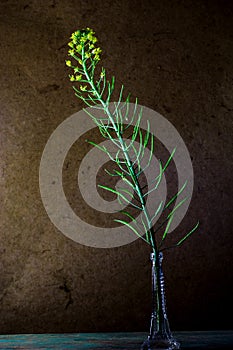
left=0, top=0, right=233, bottom=334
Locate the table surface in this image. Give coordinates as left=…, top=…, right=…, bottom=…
left=0, top=331, right=232, bottom=349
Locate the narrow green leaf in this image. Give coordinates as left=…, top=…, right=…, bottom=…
left=120, top=211, right=149, bottom=239
left=117, top=187, right=134, bottom=199
left=118, top=108, right=124, bottom=133
left=111, top=76, right=115, bottom=92
left=167, top=197, right=187, bottom=219
left=162, top=214, right=174, bottom=241
left=151, top=200, right=164, bottom=222
left=100, top=72, right=106, bottom=97
left=120, top=210, right=136, bottom=222
left=143, top=120, right=150, bottom=148
left=114, top=219, right=149, bottom=244
left=122, top=176, right=137, bottom=192
left=143, top=162, right=163, bottom=198
left=114, top=169, right=125, bottom=178
left=98, top=185, right=142, bottom=210
left=83, top=107, right=104, bottom=125
left=104, top=168, right=121, bottom=177
left=118, top=97, right=130, bottom=129
left=176, top=221, right=200, bottom=246
left=148, top=132, right=154, bottom=166
left=141, top=217, right=149, bottom=242
left=163, top=147, right=176, bottom=173
left=165, top=181, right=187, bottom=209
left=87, top=140, right=109, bottom=155
left=125, top=98, right=138, bottom=127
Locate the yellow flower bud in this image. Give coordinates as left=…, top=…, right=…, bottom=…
left=76, top=45, right=82, bottom=53
left=94, top=54, right=100, bottom=61
left=66, top=60, right=72, bottom=67
left=76, top=75, right=82, bottom=81
left=69, top=75, right=75, bottom=82
left=80, top=85, right=87, bottom=91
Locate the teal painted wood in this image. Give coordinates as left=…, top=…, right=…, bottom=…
left=0, top=331, right=232, bottom=349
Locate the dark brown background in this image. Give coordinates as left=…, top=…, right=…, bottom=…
left=0, top=0, right=233, bottom=334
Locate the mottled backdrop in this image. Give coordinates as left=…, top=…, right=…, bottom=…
left=0, top=0, right=233, bottom=334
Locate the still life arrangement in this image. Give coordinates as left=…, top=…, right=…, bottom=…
left=66, top=27, right=199, bottom=350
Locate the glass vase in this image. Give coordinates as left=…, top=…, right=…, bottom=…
left=141, top=252, right=180, bottom=350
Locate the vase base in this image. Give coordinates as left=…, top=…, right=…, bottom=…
left=141, top=336, right=180, bottom=350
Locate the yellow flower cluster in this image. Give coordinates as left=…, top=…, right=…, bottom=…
left=66, top=28, right=101, bottom=63
left=66, top=28, right=104, bottom=86
left=69, top=74, right=82, bottom=82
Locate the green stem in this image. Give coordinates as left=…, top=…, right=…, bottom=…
left=82, top=52, right=158, bottom=254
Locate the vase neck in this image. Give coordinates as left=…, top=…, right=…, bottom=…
left=150, top=251, right=172, bottom=338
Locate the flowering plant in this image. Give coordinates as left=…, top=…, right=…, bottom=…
left=66, top=27, right=198, bottom=251
left=66, top=27, right=199, bottom=349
